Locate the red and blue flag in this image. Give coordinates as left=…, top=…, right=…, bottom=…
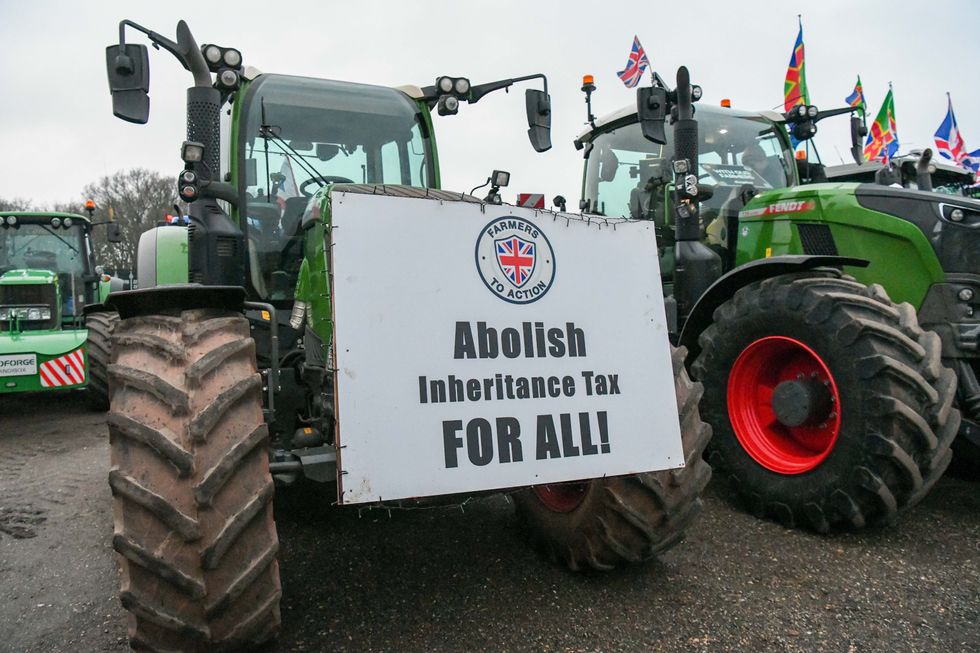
left=844, top=76, right=865, bottom=115
left=935, top=93, right=980, bottom=178
left=783, top=20, right=809, bottom=112
left=617, top=36, right=650, bottom=89
left=864, top=87, right=899, bottom=163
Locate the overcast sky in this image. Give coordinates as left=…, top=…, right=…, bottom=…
left=1, top=0, right=978, bottom=210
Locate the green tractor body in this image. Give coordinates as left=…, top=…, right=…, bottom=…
left=100, top=21, right=712, bottom=650
left=578, top=77, right=975, bottom=531
left=0, top=212, right=118, bottom=399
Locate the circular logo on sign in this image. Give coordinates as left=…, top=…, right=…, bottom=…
left=475, top=216, right=555, bottom=304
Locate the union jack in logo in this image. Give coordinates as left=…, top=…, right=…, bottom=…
left=496, top=236, right=536, bottom=287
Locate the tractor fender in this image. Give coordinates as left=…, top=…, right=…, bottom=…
left=678, top=255, right=869, bottom=358
left=83, top=302, right=115, bottom=316
left=105, top=285, right=246, bottom=320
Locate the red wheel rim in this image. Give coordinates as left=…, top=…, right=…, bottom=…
left=727, top=336, right=841, bottom=474
left=533, top=482, right=589, bottom=512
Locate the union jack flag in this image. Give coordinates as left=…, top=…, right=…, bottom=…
left=496, top=236, right=536, bottom=287
left=935, top=93, right=980, bottom=178
left=617, top=36, right=650, bottom=89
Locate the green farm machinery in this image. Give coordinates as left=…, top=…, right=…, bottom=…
left=576, top=68, right=975, bottom=532
left=102, top=20, right=711, bottom=651
left=0, top=208, right=122, bottom=406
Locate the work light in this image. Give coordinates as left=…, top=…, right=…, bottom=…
left=222, top=48, right=242, bottom=68
left=5, top=216, right=16, bottom=226
left=51, top=218, right=62, bottom=228
left=438, top=76, right=454, bottom=93
left=491, top=170, right=510, bottom=187
left=454, top=78, right=470, bottom=95
left=181, top=141, right=205, bottom=163
left=203, top=44, right=222, bottom=65
left=807, top=105, right=818, bottom=118
left=63, top=218, right=73, bottom=228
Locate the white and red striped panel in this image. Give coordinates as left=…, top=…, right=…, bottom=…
left=39, top=348, right=86, bottom=388
left=517, top=193, right=545, bottom=209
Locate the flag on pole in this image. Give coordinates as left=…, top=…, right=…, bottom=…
left=783, top=19, right=809, bottom=111
left=863, top=87, right=899, bottom=163
left=934, top=93, right=980, bottom=179
left=844, top=76, right=866, bottom=115
left=617, top=36, right=650, bottom=88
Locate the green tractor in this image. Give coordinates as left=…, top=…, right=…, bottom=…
left=102, top=20, right=711, bottom=651
left=576, top=68, right=972, bottom=532
left=825, top=147, right=980, bottom=198
left=0, top=208, right=122, bottom=406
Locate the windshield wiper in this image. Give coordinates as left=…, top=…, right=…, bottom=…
left=259, top=124, right=330, bottom=190
left=39, top=225, right=79, bottom=253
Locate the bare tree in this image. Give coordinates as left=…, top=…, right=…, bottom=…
left=78, top=168, right=181, bottom=271
left=0, top=197, right=35, bottom=212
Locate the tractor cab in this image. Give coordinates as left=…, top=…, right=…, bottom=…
left=0, top=212, right=97, bottom=325
left=235, top=75, right=437, bottom=301
left=578, top=104, right=796, bottom=281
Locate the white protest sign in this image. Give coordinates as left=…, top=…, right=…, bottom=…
left=330, top=191, right=683, bottom=504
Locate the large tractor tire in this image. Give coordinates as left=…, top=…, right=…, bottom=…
left=511, top=345, right=712, bottom=571
left=107, top=309, right=281, bottom=652
left=85, top=310, right=118, bottom=410
left=693, top=271, right=959, bottom=532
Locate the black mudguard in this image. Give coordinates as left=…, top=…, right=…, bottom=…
left=105, top=284, right=246, bottom=319
left=678, top=255, right=869, bottom=359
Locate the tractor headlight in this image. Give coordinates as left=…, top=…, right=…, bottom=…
left=204, top=44, right=222, bottom=65
left=437, top=76, right=454, bottom=93
left=959, top=288, right=975, bottom=302
left=222, top=48, right=242, bottom=68
left=0, top=306, right=50, bottom=321
left=453, top=77, right=470, bottom=95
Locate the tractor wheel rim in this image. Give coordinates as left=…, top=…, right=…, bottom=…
left=727, top=336, right=842, bottom=474
left=533, top=482, right=589, bottom=512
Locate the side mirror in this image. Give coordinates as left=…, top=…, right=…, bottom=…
left=849, top=115, right=868, bottom=164
left=637, top=86, right=668, bottom=144
left=107, top=223, right=123, bottom=244
left=525, top=89, right=552, bottom=152
left=106, top=43, right=150, bottom=124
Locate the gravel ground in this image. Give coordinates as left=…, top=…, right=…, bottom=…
left=1, top=391, right=977, bottom=652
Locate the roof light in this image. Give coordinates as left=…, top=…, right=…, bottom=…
left=63, top=217, right=73, bottom=228
left=5, top=216, right=16, bottom=226
left=51, top=217, right=62, bottom=228
left=222, top=48, right=242, bottom=68
left=84, top=200, right=95, bottom=211
left=204, top=45, right=222, bottom=64
left=795, top=150, right=807, bottom=161
left=582, top=74, right=594, bottom=86
left=720, top=98, right=731, bottom=108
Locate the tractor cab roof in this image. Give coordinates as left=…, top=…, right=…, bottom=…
left=0, top=211, right=91, bottom=224
left=576, top=103, right=786, bottom=144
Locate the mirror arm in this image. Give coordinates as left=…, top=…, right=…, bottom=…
left=117, top=19, right=212, bottom=87
left=469, top=73, right=548, bottom=104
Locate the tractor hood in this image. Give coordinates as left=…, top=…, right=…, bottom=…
left=0, top=328, right=85, bottom=356
left=0, top=269, right=58, bottom=285
left=855, top=184, right=980, bottom=274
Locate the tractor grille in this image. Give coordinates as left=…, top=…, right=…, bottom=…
left=0, top=283, right=58, bottom=331
left=797, top=223, right=838, bottom=256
